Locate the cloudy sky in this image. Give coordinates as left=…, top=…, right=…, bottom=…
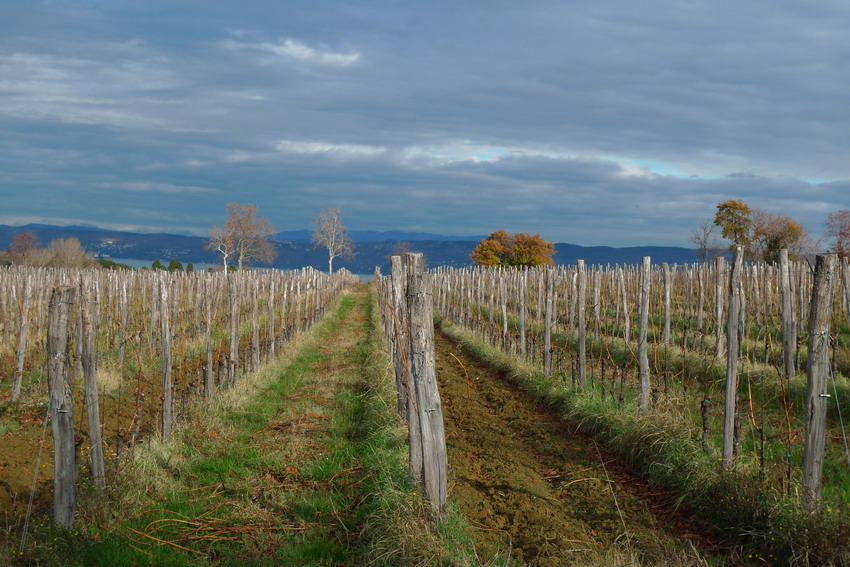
left=1, top=0, right=848, bottom=247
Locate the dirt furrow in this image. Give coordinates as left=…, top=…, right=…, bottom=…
left=436, top=330, right=712, bottom=566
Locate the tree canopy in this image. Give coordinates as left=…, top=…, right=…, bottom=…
left=1, top=235, right=93, bottom=268
left=312, top=207, right=354, bottom=274
left=713, top=199, right=752, bottom=246
left=207, top=202, right=277, bottom=270
left=825, top=209, right=850, bottom=259
left=712, top=200, right=811, bottom=262
left=470, top=230, right=556, bottom=268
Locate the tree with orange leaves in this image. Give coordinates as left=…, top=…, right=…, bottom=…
left=471, top=230, right=555, bottom=268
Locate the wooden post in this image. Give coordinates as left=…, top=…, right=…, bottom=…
left=715, top=257, right=726, bottom=360
left=662, top=262, right=672, bottom=344
left=577, top=260, right=587, bottom=389
left=390, top=256, right=410, bottom=421
left=160, top=279, right=173, bottom=439
left=268, top=280, right=276, bottom=358
left=779, top=249, right=797, bottom=379
left=228, top=275, right=239, bottom=384
left=638, top=256, right=651, bottom=413
left=500, top=274, right=508, bottom=349
left=49, top=285, right=77, bottom=528
left=519, top=271, right=527, bottom=360
left=117, top=280, right=128, bottom=371
left=543, top=269, right=554, bottom=376
left=252, top=278, right=260, bottom=371
left=722, top=246, right=743, bottom=470
left=81, top=277, right=105, bottom=488
left=697, top=263, right=705, bottom=330
left=11, top=275, right=33, bottom=402
left=406, top=253, right=447, bottom=521
left=204, top=278, right=215, bottom=398
left=802, top=254, right=838, bottom=510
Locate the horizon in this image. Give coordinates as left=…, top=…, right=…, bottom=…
left=0, top=221, right=709, bottom=250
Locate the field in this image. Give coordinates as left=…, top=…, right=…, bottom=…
left=431, top=257, right=850, bottom=563
left=1, top=257, right=849, bottom=565
left=0, top=267, right=356, bottom=528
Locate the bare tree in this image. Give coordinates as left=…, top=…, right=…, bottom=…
left=207, top=224, right=236, bottom=271
left=312, top=207, right=354, bottom=273
left=47, top=238, right=94, bottom=268
left=207, top=202, right=277, bottom=270
left=690, top=219, right=720, bottom=262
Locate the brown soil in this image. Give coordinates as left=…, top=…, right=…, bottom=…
left=0, top=331, right=286, bottom=532
left=436, top=330, right=714, bottom=565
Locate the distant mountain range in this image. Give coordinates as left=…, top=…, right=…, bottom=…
left=276, top=229, right=487, bottom=242
left=0, top=223, right=700, bottom=272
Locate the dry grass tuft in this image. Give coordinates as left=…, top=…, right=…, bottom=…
left=96, top=361, right=123, bottom=392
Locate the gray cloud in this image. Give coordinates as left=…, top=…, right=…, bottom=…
left=1, top=0, right=848, bottom=249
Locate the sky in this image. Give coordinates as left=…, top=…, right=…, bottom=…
left=1, top=0, right=849, bottom=248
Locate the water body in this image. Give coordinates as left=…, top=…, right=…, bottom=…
left=105, top=258, right=216, bottom=271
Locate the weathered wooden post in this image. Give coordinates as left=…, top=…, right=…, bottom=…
left=722, top=246, right=743, bottom=470
left=49, top=285, right=77, bottom=528
left=500, top=274, right=508, bottom=349
left=779, top=249, right=797, bottom=379
left=268, top=279, right=276, bottom=358
left=577, top=260, right=588, bottom=389
left=618, top=267, right=630, bottom=343
left=81, top=277, right=105, bottom=488
left=160, top=278, right=173, bottom=439
left=228, top=274, right=240, bottom=384
left=715, top=257, right=726, bottom=360
left=204, top=278, right=215, bottom=398
left=662, top=262, right=672, bottom=344
left=390, top=256, right=410, bottom=421
left=117, top=280, right=128, bottom=371
left=251, top=278, right=260, bottom=370
left=638, top=256, right=651, bottom=413
left=11, top=275, right=33, bottom=402
left=406, top=253, right=447, bottom=521
left=802, top=253, right=838, bottom=510
left=519, top=271, right=527, bottom=360
left=543, top=269, right=554, bottom=376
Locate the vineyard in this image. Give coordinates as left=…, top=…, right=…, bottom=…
left=430, top=251, right=850, bottom=562
left=2, top=252, right=850, bottom=564
left=0, top=266, right=357, bottom=522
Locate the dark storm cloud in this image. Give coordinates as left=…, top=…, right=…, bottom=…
left=1, top=0, right=849, bottom=247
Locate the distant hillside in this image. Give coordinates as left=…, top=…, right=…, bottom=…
left=275, top=229, right=486, bottom=242
left=0, top=224, right=699, bottom=272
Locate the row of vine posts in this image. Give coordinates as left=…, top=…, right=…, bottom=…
left=373, top=253, right=448, bottom=521
left=430, top=249, right=849, bottom=513
left=0, top=266, right=358, bottom=529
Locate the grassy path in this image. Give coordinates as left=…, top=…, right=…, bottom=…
left=14, top=284, right=465, bottom=566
